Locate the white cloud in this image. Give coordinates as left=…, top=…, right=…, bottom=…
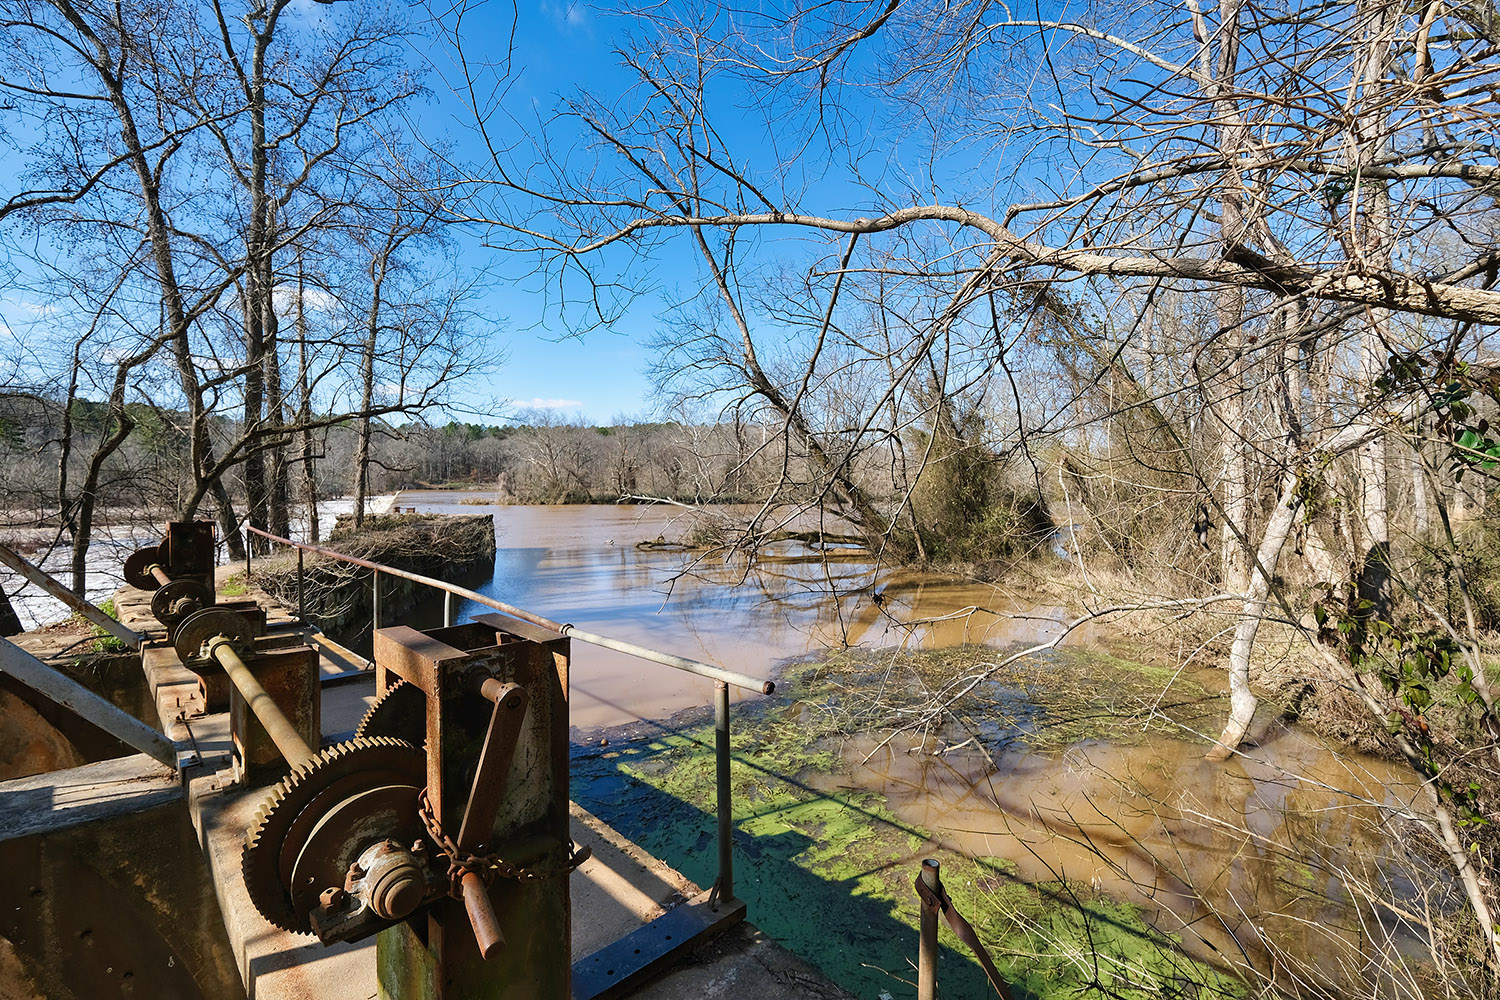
left=525, top=397, right=582, bottom=410
left=539, top=0, right=590, bottom=29
left=272, top=284, right=339, bottom=317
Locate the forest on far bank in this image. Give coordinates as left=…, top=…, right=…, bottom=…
left=0, top=397, right=800, bottom=523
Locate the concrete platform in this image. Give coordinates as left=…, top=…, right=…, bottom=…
left=103, top=580, right=849, bottom=1000
left=178, top=710, right=840, bottom=999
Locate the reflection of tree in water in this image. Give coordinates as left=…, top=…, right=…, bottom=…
left=852, top=728, right=1432, bottom=996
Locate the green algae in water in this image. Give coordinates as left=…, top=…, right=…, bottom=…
left=782, top=644, right=1227, bottom=756
left=570, top=704, right=1242, bottom=1000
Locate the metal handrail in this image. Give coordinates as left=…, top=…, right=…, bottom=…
left=245, top=526, right=772, bottom=695
left=245, top=521, right=772, bottom=905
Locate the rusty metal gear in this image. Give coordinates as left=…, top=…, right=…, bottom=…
left=123, top=545, right=165, bottom=591
left=173, top=606, right=253, bottom=663
left=150, top=577, right=212, bottom=630
left=354, top=678, right=426, bottom=746
left=241, top=736, right=425, bottom=933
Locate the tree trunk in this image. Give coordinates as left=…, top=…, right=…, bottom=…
left=69, top=399, right=134, bottom=596
left=1198, top=0, right=1258, bottom=752
left=63, top=7, right=243, bottom=557
left=1351, top=0, right=1396, bottom=632
left=1206, top=481, right=1304, bottom=759
left=352, top=258, right=387, bottom=530
left=0, top=585, right=21, bottom=636
left=296, top=261, right=319, bottom=543
left=265, top=275, right=290, bottom=540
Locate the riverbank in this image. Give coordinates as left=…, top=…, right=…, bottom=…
left=244, top=512, right=496, bottom=646
left=570, top=645, right=1243, bottom=999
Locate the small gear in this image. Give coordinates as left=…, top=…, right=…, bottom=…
left=242, top=736, right=425, bottom=933
left=173, top=606, right=253, bottom=663
left=123, top=545, right=166, bottom=591
left=150, top=577, right=212, bottom=629
left=355, top=678, right=427, bottom=746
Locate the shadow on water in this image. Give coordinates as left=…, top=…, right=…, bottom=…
left=569, top=710, right=1238, bottom=1000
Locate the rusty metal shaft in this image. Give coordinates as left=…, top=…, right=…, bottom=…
left=149, top=563, right=172, bottom=588
left=208, top=636, right=315, bottom=768
left=460, top=872, right=505, bottom=959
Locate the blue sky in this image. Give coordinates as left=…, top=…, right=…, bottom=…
left=0, top=0, right=667, bottom=427
left=416, top=0, right=670, bottom=425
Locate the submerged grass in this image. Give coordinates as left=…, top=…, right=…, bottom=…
left=570, top=645, right=1242, bottom=999
left=781, top=644, right=1227, bottom=756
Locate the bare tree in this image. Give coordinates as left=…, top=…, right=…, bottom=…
left=443, top=0, right=1500, bottom=972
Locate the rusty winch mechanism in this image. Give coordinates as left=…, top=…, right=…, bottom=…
left=130, top=522, right=580, bottom=994
left=126, top=521, right=237, bottom=638
left=195, top=619, right=581, bottom=955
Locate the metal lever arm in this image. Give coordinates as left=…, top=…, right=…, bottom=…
left=454, top=679, right=529, bottom=960
left=458, top=680, right=529, bottom=850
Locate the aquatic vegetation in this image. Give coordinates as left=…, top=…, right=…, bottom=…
left=781, top=644, right=1227, bottom=755
left=570, top=672, right=1243, bottom=999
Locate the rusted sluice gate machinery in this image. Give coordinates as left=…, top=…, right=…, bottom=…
left=121, top=521, right=648, bottom=998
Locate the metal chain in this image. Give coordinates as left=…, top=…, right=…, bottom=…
left=417, top=788, right=590, bottom=893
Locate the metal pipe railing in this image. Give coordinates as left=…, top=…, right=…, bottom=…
left=245, top=522, right=768, bottom=906
left=245, top=526, right=772, bottom=696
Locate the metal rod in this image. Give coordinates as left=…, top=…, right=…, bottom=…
left=571, top=628, right=772, bottom=695
left=459, top=870, right=505, bottom=959
left=715, top=680, right=733, bottom=904
left=372, top=569, right=381, bottom=630
left=296, top=547, right=305, bottom=622
left=0, top=544, right=143, bottom=650
left=246, top=526, right=773, bottom=695
left=245, top=532, right=252, bottom=580
left=444, top=590, right=454, bottom=628
left=208, top=636, right=315, bottom=768
left=0, top=639, right=176, bottom=767
left=918, top=859, right=940, bottom=1000
left=148, top=564, right=171, bottom=588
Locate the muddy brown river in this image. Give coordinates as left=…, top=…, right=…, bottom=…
left=403, top=494, right=1424, bottom=989
left=402, top=493, right=1098, bottom=728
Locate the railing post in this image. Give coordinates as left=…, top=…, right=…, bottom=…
left=296, top=546, right=305, bottom=622
left=372, top=568, right=381, bottom=630
left=245, top=531, right=252, bottom=580
left=918, top=859, right=940, bottom=1000
left=444, top=590, right=454, bottom=628
left=715, top=680, right=733, bottom=905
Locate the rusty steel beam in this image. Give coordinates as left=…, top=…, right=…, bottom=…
left=0, top=639, right=177, bottom=767
left=0, top=544, right=143, bottom=650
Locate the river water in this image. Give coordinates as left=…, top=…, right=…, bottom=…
left=404, top=493, right=1101, bottom=729
left=4, top=494, right=1421, bottom=988
left=401, top=495, right=1425, bottom=987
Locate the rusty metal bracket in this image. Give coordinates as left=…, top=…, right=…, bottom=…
left=914, top=860, right=1016, bottom=1000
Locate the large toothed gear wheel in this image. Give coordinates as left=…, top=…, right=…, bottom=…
left=242, top=736, right=426, bottom=934
left=354, top=679, right=427, bottom=746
